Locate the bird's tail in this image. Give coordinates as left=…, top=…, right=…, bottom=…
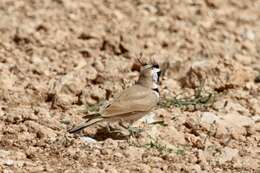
left=68, top=116, right=103, bottom=134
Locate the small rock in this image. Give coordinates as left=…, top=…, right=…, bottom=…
left=90, top=86, right=106, bottom=101
left=234, top=54, right=252, bottom=65
left=252, top=115, right=260, bottom=123
left=94, top=59, right=105, bottom=72
left=3, top=159, right=14, bottom=166
left=113, top=152, right=124, bottom=159
left=103, top=138, right=118, bottom=148
left=229, top=67, right=253, bottom=87
left=123, top=147, right=143, bottom=161
left=215, top=123, right=229, bottom=139
left=189, top=164, right=202, bottom=173
left=219, top=147, right=239, bottom=164
left=233, top=156, right=259, bottom=170
left=140, top=112, right=156, bottom=124
left=151, top=168, right=164, bottom=173
left=224, top=101, right=249, bottom=114
left=85, top=66, right=98, bottom=80
left=3, top=170, right=14, bottom=173
left=56, top=94, right=78, bottom=107
left=246, top=125, right=257, bottom=135
left=113, top=10, right=125, bottom=20
left=201, top=112, right=220, bottom=124
left=0, top=150, right=10, bottom=158
left=245, top=29, right=255, bottom=40
left=139, top=3, right=158, bottom=14
left=80, top=136, right=97, bottom=143
left=25, top=121, right=57, bottom=140
left=162, top=79, right=180, bottom=92
left=103, top=164, right=118, bottom=173
left=229, top=127, right=247, bottom=140
left=197, top=150, right=207, bottom=163
left=213, top=100, right=226, bottom=110
left=160, top=126, right=186, bottom=145
left=221, top=112, right=254, bottom=127
left=138, top=164, right=151, bottom=173
left=249, top=99, right=260, bottom=114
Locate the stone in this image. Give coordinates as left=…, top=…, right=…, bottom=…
left=93, top=59, right=105, bottom=72
left=229, top=66, right=253, bottom=86
left=90, top=86, right=106, bottom=101
left=249, top=99, right=260, bottom=114
left=224, top=101, right=249, bottom=114
left=123, top=147, right=143, bottom=161
left=3, top=170, right=14, bottom=173
left=3, top=160, right=14, bottom=166
left=181, top=59, right=255, bottom=89
left=221, top=112, right=254, bottom=127
left=215, top=123, right=229, bottom=139
left=162, top=79, right=180, bottom=92
left=245, top=29, right=255, bottom=40
left=160, top=126, right=186, bottom=145
left=25, top=121, right=56, bottom=140
left=201, top=112, right=220, bottom=124
left=218, top=147, right=239, bottom=164
left=189, top=164, right=202, bottom=173
left=252, top=115, right=260, bottom=123
left=137, top=164, right=151, bottom=173
left=151, top=168, right=164, bottom=173
left=80, top=136, right=97, bottom=143
left=234, top=54, right=252, bottom=65
left=139, top=112, right=156, bottom=124
left=0, top=150, right=10, bottom=158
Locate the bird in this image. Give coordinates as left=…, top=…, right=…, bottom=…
left=68, top=61, right=161, bottom=134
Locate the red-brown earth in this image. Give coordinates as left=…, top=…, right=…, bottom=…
left=0, top=0, right=260, bottom=172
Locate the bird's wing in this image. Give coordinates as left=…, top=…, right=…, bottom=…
left=101, top=85, right=159, bottom=118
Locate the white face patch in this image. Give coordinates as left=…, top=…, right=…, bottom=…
left=152, top=67, right=160, bottom=82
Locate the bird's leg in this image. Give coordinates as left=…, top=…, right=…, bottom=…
left=119, top=121, right=143, bottom=137
left=119, top=121, right=129, bottom=129
left=116, top=120, right=131, bottom=136
left=106, top=123, right=113, bottom=133
left=106, top=123, right=122, bottom=133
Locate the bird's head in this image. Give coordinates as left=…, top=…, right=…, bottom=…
left=137, top=62, right=161, bottom=89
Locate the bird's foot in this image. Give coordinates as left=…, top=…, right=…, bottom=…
left=106, top=124, right=122, bottom=134
left=127, top=126, right=143, bottom=137
left=106, top=124, right=143, bottom=137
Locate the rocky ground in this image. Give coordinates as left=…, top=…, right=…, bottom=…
left=0, top=0, right=260, bottom=172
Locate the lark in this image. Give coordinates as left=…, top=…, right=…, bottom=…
left=68, top=61, right=161, bottom=133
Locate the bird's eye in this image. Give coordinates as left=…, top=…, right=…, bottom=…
left=153, top=64, right=159, bottom=68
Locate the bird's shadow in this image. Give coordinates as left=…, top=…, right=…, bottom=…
left=88, top=126, right=129, bottom=141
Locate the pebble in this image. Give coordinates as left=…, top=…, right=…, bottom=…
left=201, top=112, right=220, bottom=124
left=3, top=159, right=14, bottom=166
left=80, top=136, right=97, bottom=143
left=219, top=147, right=239, bottom=164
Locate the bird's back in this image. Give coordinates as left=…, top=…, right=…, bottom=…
left=101, top=84, right=159, bottom=118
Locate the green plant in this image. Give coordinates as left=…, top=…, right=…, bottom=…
left=144, top=137, right=173, bottom=154
left=159, top=80, right=215, bottom=109
left=175, top=148, right=185, bottom=155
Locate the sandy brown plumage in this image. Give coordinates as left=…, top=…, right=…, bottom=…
left=68, top=62, right=161, bottom=134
